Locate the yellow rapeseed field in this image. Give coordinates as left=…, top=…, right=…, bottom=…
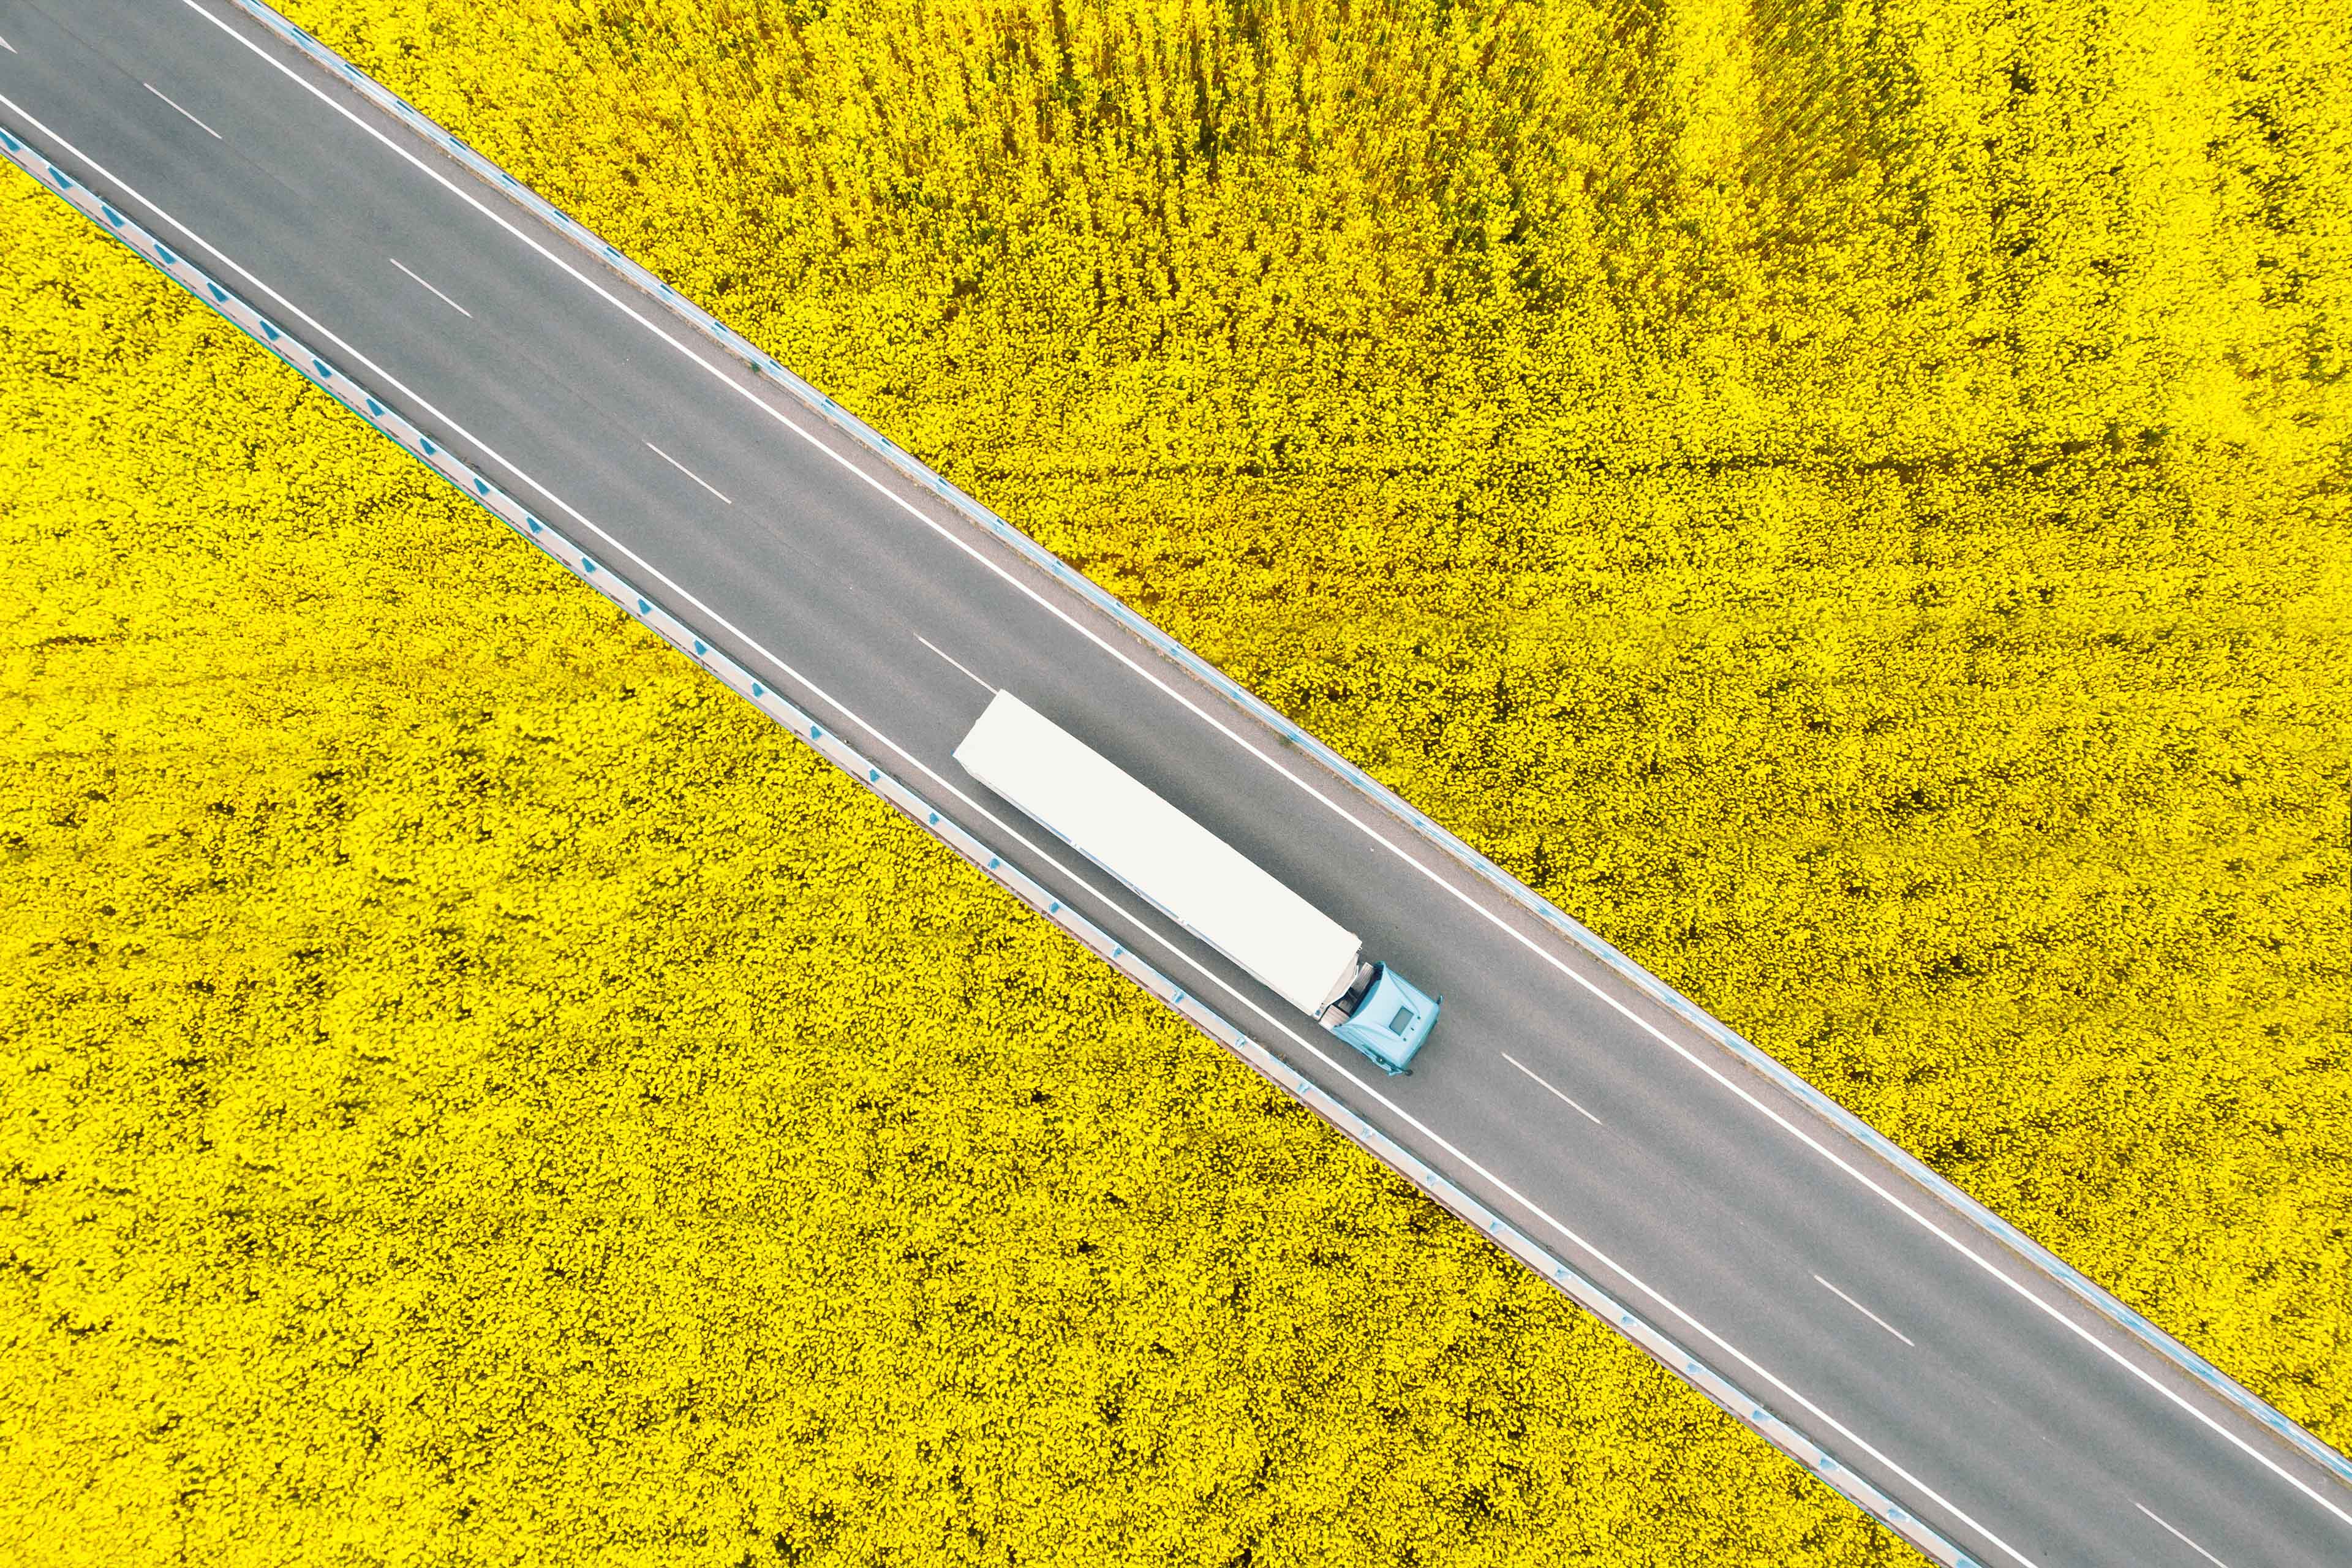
left=4, top=0, right=2346, bottom=1562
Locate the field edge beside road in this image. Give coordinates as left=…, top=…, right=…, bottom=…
left=4, top=0, right=2352, bottom=1561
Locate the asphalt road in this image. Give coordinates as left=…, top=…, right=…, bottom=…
left=6, top=2, right=2348, bottom=1562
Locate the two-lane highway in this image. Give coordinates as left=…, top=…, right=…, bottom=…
left=6, top=2, right=2348, bottom=1562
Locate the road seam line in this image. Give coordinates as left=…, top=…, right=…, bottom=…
left=248, top=18, right=2352, bottom=1523
left=101, top=0, right=2352, bottom=1523
left=2, top=112, right=1996, bottom=1568
left=72, top=1, right=2352, bottom=1538
left=159, top=21, right=2352, bottom=1531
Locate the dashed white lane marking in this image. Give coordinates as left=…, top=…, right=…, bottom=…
left=0, top=32, right=17, bottom=54
left=388, top=255, right=470, bottom=317
left=17, top=40, right=2317, bottom=1562
left=164, top=20, right=2352, bottom=1543
left=1815, top=1274, right=1917, bottom=1349
left=94, top=5, right=2352, bottom=1543
left=142, top=81, right=221, bottom=139
left=643, top=440, right=731, bottom=505
left=916, top=635, right=993, bottom=694
left=2136, top=1502, right=2232, bottom=1567
left=12, top=83, right=2041, bottom=1567
left=1499, top=1052, right=1605, bottom=1126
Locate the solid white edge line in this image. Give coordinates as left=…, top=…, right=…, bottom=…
left=92, top=6, right=2352, bottom=1548
left=388, top=255, right=470, bottom=317
left=1499, top=1051, right=1605, bottom=1126
left=142, top=80, right=223, bottom=140
left=32, top=80, right=1909, bottom=1564
left=915, top=635, right=993, bottom=694
left=1815, top=1274, right=1918, bottom=1349
left=120, top=2, right=2352, bottom=1539
left=10, top=86, right=2042, bottom=1561
left=2135, top=1502, right=2233, bottom=1568
left=643, top=440, right=731, bottom=505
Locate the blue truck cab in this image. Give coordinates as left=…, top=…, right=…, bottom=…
left=1320, top=962, right=1442, bottom=1076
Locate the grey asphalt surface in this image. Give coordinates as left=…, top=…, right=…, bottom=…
left=6, top=2, right=2349, bottom=1563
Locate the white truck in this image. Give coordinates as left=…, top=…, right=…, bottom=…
left=952, top=689, right=1441, bottom=1074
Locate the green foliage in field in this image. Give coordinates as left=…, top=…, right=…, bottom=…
left=6, top=0, right=2350, bottom=1561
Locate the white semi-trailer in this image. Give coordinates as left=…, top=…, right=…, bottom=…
left=952, top=689, right=1441, bottom=1074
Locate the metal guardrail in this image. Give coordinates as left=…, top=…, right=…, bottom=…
left=31, top=0, right=2352, bottom=1538
left=1, top=112, right=1979, bottom=1568
left=217, top=0, right=2352, bottom=1510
